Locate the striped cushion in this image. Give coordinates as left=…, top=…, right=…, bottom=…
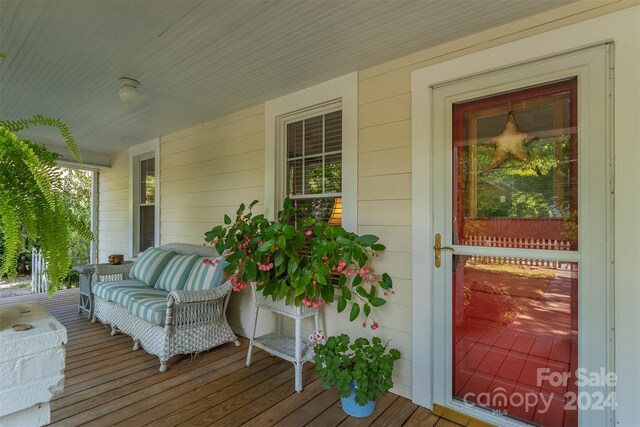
left=154, top=254, right=200, bottom=292
left=183, top=257, right=228, bottom=291
left=112, top=287, right=168, bottom=309
left=128, top=296, right=168, bottom=326
left=129, top=248, right=176, bottom=287
left=93, top=279, right=148, bottom=302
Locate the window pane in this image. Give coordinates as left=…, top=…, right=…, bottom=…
left=304, top=115, right=323, bottom=155
left=288, top=159, right=302, bottom=196
left=304, top=157, right=323, bottom=194
left=452, top=79, right=578, bottom=250
left=453, top=256, right=578, bottom=426
left=324, top=153, right=342, bottom=193
left=324, top=111, right=342, bottom=153
left=140, top=158, right=155, bottom=205
left=139, top=205, right=155, bottom=252
left=287, top=121, right=303, bottom=157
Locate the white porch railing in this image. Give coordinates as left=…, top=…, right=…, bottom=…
left=462, top=235, right=572, bottom=268
left=31, top=247, right=48, bottom=293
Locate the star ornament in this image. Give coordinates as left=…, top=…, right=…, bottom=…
left=482, top=111, right=538, bottom=172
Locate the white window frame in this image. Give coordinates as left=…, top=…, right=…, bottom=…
left=129, top=138, right=160, bottom=256
left=265, top=72, right=357, bottom=231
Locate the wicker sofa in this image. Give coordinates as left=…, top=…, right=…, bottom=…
left=92, top=243, right=239, bottom=372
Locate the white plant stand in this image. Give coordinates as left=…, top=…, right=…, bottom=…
left=246, top=283, right=321, bottom=392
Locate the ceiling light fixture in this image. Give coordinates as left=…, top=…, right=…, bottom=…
left=118, top=77, right=140, bottom=104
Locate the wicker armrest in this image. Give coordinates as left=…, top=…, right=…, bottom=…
left=94, top=262, right=134, bottom=277
left=168, top=280, right=233, bottom=305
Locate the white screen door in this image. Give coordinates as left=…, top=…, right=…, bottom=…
left=430, top=45, right=612, bottom=427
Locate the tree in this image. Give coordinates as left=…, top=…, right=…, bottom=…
left=471, top=135, right=570, bottom=219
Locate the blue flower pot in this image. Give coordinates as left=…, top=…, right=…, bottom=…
left=340, top=382, right=376, bottom=417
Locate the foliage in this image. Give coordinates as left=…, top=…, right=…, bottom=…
left=0, top=120, right=92, bottom=292
left=205, top=198, right=393, bottom=325
left=313, top=334, right=401, bottom=405
left=472, top=136, right=570, bottom=218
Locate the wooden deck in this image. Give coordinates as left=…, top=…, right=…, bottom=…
left=1, top=289, right=460, bottom=426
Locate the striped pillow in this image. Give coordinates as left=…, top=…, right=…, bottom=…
left=183, top=257, right=227, bottom=291
left=154, top=254, right=199, bottom=292
left=129, top=248, right=176, bottom=287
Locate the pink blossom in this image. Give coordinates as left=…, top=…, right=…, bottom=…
left=203, top=258, right=221, bottom=266
left=257, top=262, right=274, bottom=271
left=371, top=322, right=379, bottom=330
left=305, top=230, right=313, bottom=236
left=258, top=241, right=263, bottom=246
left=362, top=322, right=367, bottom=328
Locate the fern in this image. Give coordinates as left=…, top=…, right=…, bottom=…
left=0, top=116, right=82, bottom=163
left=0, top=120, right=92, bottom=293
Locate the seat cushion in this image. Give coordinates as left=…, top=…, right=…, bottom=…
left=93, top=279, right=148, bottom=302
left=112, top=287, right=168, bottom=309
left=154, top=254, right=200, bottom=292
left=183, top=257, right=227, bottom=291
left=128, top=295, right=168, bottom=326
left=129, top=248, right=176, bottom=287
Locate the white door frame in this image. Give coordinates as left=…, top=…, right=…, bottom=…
left=411, top=8, right=640, bottom=425
left=431, top=45, right=610, bottom=427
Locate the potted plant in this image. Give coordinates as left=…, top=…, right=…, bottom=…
left=0, top=115, right=91, bottom=292
left=205, top=198, right=393, bottom=326
left=313, top=334, right=401, bottom=417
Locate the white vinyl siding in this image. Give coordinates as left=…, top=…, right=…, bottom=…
left=97, top=149, right=129, bottom=263
left=159, top=105, right=273, bottom=337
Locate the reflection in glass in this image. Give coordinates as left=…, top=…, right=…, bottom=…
left=285, top=110, right=342, bottom=198
left=453, top=79, right=578, bottom=250
left=324, top=153, right=342, bottom=193
left=140, top=158, right=155, bottom=205
left=453, top=256, right=578, bottom=426
left=304, top=157, right=323, bottom=194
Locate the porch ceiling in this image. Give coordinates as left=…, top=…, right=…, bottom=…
left=0, top=0, right=578, bottom=158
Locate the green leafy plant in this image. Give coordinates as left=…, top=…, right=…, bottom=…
left=313, top=334, right=401, bottom=405
left=0, top=118, right=92, bottom=292
left=205, top=198, right=393, bottom=326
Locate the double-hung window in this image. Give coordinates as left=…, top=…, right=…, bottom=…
left=265, top=72, right=357, bottom=230
left=285, top=109, right=342, bottom=224
left=136, top=155, right=155, bottom=252
left=130, top=138, right=159, bottom=256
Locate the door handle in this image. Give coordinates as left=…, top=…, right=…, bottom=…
left=434, top=233, right=455, bottom=268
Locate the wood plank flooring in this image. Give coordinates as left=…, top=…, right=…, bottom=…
left=1, top=289, right=461, bottom=426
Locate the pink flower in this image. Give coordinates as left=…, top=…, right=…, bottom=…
left=371, top=322, right=379, bottom=330
left=258, top=241, right=263, bottom=246
left=305, top=230, right=313, bottom=236
left=362, top=322, right=367, bottom=328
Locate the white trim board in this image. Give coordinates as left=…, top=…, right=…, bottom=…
left=128, top=138, right=160, bottom=257
left=264, top=72, right=358, bottom=231
left=411, top=6, right=640, bottom=425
